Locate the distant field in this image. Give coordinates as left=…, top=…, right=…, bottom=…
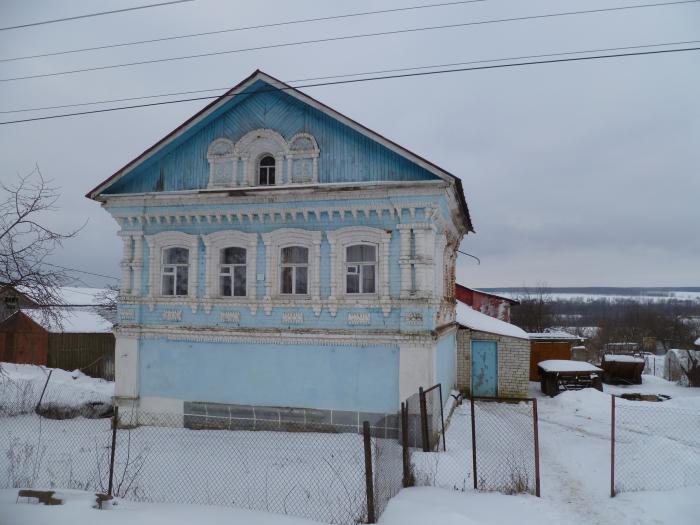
left=482, top=287, right=700, bottom=303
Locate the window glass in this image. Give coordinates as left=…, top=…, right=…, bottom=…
left=219, top=247, right=247, bottom=297
left=346, top=244, right=376, bottom=294
left=280, top=246, right=308, bottom=295
left=259, top=155, right=276, bottom=186
left=162, top=247, right=189, bottom=296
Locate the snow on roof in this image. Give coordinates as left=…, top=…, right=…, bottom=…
left=603, top=354, right=644, bottom=363
left=528, top=330, right=583, bottom=341
left=23, top=308, right=113, bottom=333
left=695, top=337, right=700, bottom=346
left=538, top=360, right=602, bottom=373
left=14, top=285, right=115, bottom=306
left=455, top=302, right=529, bottom=339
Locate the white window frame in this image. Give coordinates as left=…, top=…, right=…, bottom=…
left=161, top=246, right=190, bottom=296
left=257, top=154, right=277, bottom=186
left=280, top=246, right=310, bottom=295
left=262, top=229, right=321, bottom=303
left=234, top=129, right=288, bottom=187
left=327, top=226, right=391, bottom=302
left=146, top=231, right=199, bottom=300
left=219, top=247, right=248, bottom=297
left=344, top=244, right=377, bottom=295
left=203, top=230, right=258, bottom=301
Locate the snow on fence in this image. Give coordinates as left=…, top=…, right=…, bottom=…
left=611, top=398, right=700, bottom=495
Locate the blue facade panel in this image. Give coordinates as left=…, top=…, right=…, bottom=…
left=104, top=80, right=439, bottom=195
left=436, top=332, right=456, bottom=393
left=139, top=337, right=399, bottom=413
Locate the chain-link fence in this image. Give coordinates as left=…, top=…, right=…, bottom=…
left=642, top=354, right=666, bottom=379
left=0, top=369, right=113, bottom=493
left=470, top=397, right=540, bottom=496
left=403, top=384, right=446, bottom=452
left=612, top=397, right=700, bottom=495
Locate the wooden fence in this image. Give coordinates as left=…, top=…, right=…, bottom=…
left=47, top=333, right=115, bottom=380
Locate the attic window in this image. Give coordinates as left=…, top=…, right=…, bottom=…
left=258, top=155, right=276, bottom=186
left=4, top=296, right=18, bottom=310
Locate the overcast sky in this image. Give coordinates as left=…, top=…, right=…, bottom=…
left=1, top=0, right=698, bottom=289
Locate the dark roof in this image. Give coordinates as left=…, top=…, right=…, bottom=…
left=86, top=70, right=473, bottom=233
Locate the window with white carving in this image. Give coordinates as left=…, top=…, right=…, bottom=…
left=219, top=247, right=247, bottom=297
left=161, top=247, right=189, bottom=296
left=346, top=244, right=376, bottom=294
left=280, top=246, right=308, bottom=295
left=258, top=155, right=276, bottom=185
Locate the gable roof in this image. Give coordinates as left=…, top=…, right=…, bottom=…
left=455, top=283, right=520, bottom=305
left=86, top=70, right=472, bottom=232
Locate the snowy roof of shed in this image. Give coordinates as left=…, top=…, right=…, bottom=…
left=528, top=330, right=584, bottom=341
left=695, top=337, right=700, bottom=346
left=11, top=286, right=115, bottom=307
left=23, top=308, right=113, bottom=334
left=455, top=302, right=529, bottom=339
left=538, top=360, right=602, bottom=373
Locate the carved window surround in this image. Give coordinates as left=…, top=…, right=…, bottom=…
left=261, top=228, right=322, bottom=316
left=327, top=226, right=391, bottom=317
left=202, top=230, right=259, bottom=306
left=145, top=231, right=199, bottom=309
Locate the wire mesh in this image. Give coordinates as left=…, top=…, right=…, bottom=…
left=471, top=398, right=538, bottom=495
left=614, top=401, right=700, bottom=493
left=0, top=371, right=113, bottom=492
left=423, top=384, right=446, bottom=452
left=372, top=411, right=403, bottom=518
left=110, top=408, right=369, bottom=524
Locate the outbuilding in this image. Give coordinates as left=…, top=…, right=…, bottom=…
left=455, top=302, right=530, bottom=398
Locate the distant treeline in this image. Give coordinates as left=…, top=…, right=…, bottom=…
left=484, top=286, right=700, bottom=296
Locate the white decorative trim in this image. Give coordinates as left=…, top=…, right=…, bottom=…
left=234, top=129, right=289, bottom=186
left=288, top=133, right=320, bottom=184
left=219, top=311, right=241, bottom=323
left=326, top=226, right=392, bottom=317
left=162, top=309, right=182, bottom=321
left=120, top=308, right=136, bottom=321
left=206, top=138, right=236, bottom=188
left=202, top=230, right=258, bottom=302
left=347, top=312, right=371, bottom=325
left=261, top=228, right=322, bottom=316
left=145, top=231, right=199, bottom=301
left=281, top=311, right=304, bottom=324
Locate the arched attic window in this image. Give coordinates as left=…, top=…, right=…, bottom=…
left=258, top=155, right=276, bottom=186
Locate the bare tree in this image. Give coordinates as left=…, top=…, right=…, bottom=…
left=511, top=282, right=553, bottom=333
left=0, top=166, right=82, bottom=326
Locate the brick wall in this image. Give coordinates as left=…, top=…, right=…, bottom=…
left=456, top=328, right=530, bottom=398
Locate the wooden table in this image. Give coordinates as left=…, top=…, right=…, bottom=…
left=538, top=360, right=603, bottom=397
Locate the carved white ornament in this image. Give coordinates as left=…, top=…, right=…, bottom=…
left=145, top=231, right=200, bottom=304
left=219, top=311, right=241, bottom=323
left=162, top=310, right=182, bottom=321
left=347, top=312, right=371, bottom=325
left=281, top=311, right=304, bottom=324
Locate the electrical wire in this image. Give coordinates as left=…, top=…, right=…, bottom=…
left=0, top=0, right=194, bottom=32
left=1, top=45, right=697, bottom=126
left=0, top=1, right=487, bottom=62
left=2, top=38, right=698, bottom=115
left=2, top=0, right=698, bottom=83
left=43, top=262, right=120, bottom=281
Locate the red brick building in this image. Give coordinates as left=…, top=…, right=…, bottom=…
left=455, top=284, right=519, bottom=322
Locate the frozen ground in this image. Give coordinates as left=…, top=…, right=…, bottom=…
left=0, top=373, right=698, bottom=524
left=0, top=363, right=114, bottom=415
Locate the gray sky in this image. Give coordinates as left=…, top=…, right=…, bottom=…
left=1, top=0, right=698, bottom=289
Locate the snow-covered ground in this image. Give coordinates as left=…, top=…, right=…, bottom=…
left=1, top=373, right=699, bottom=524
left=0, top=363, right=113, bottom=415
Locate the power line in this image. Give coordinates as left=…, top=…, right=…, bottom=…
left=0, top=0, right=194, bottom=32
left=2, top=0, right=698, bottom=83
left=1, top=45, right=698, bottom=126
left=2, top=39, right=698, bottom=115
left=0, top=0, right=487, bottom=63
left=43, top=262, right=120, bottom=281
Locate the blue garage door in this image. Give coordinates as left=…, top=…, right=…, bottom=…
left=471, top=340, right=498, bottom=397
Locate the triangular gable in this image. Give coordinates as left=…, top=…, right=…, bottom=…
left=87, top=70, right=472, bottom=230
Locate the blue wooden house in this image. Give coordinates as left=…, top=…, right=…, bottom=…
left=87, top=70, right=473, bottom=430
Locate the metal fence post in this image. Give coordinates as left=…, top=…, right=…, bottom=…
left=438, top=384, right=446, bottom=452
left=35, top=369, right=53, bottom=412
left=610, top=395, right=616, bottom=498
left=470, top=395, right=477, bottom=490
left=401, top=402, right=412, bottom=487
left=363, top=421, right=376, bottom=523
left=419, top=387, right=429, bottom=452
left=532, top=399, right=541, bottom=497
left=108, top=406, right=118, bottom=497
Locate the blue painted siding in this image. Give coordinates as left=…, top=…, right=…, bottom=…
left=435, top=332, right=456, bottom=392
left=139, top=337, right=399, bottom=413
left=104, top=80, right=439, bottom=195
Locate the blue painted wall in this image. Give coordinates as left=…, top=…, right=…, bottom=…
left=436, top=331, right=456, bottom=393
left=139, top=337, right=400, bottom=413
left=103, top=79, right=439, bottom=195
